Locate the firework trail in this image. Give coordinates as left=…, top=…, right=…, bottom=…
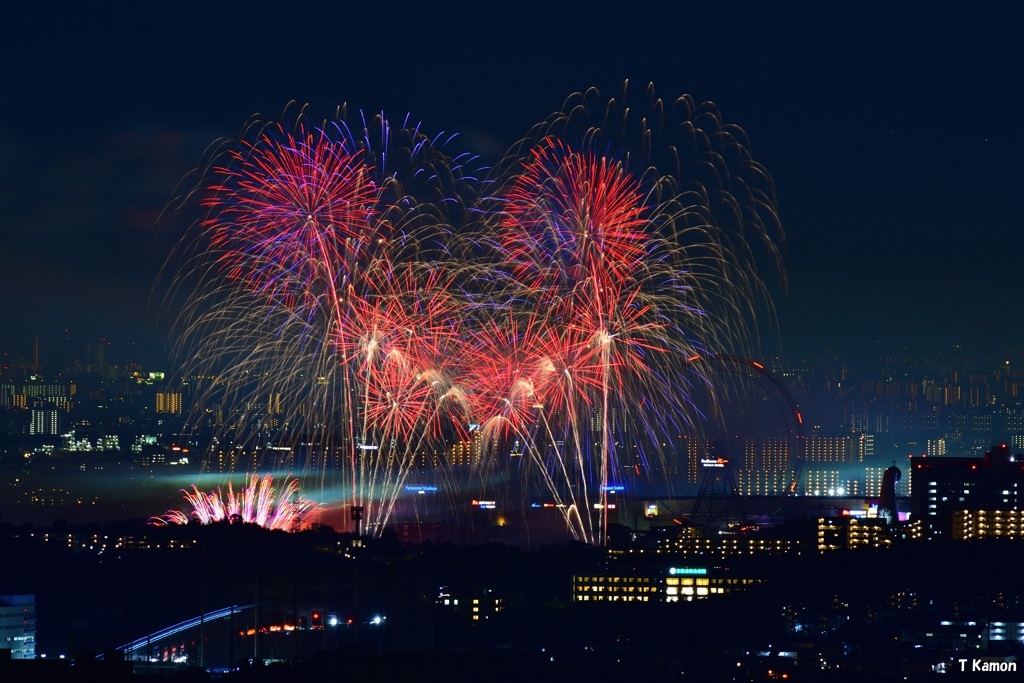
left=161, top=84, right=783, bottom=545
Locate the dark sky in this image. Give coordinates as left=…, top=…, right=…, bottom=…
left=1, top=1, right=1021, bottom=363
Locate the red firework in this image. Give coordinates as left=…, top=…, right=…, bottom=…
left=570, top=280, right=670, bottom=390
left=498, top=137, right=651, bottom=290
left=363, top=356, right=436, bottom=439
left=339, top=264, right=466, bottom=439
left=462, top=313, right=547, bottom=438
left=526, top=313, right=604, bottom=417
left=202, top=122, right=380, bottom=309
left=338, top=265, right=460, bottom=362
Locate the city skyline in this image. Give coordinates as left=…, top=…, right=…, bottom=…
left=3, top=333, right=1022, bottom=531
left=1, top=1, right=1021, bottom=358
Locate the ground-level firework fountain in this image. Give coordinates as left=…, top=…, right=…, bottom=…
left=162, top=83, right=784, bottom=544
left=151, top=474, right=320, bottom=531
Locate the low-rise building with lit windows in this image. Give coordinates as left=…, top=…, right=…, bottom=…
left=847, top=517, right=893, bottom=549
left=817, top=517, right=845, bottom=552
left=572, top=566, right=764, bottom=604
left=435, top=586, right=504, bottom=623
left=815, top=516, right=893, bottom=551
left=953, top=510, right=1024, bottom=540
left=663, top=566, right=764, bottom=602
left=989, top=620, right=1024, bottom=644
left=572, top=574, right=659, bottom=603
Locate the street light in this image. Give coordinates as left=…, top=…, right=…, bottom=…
left=370, top=615, right=385, bottom=655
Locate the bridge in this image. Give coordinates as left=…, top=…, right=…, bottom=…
left=109, top=604, right=254, bottom=662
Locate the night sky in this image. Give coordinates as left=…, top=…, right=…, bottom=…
left=2, top=1, right=1021, bottom=363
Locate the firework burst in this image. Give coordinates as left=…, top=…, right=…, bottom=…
left=161, top=84, right=784, bottom=545
left=498, top=136, right=652, bottom=290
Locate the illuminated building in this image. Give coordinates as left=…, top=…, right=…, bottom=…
left=736, top=469, right=799, bottom=496
left=805, top=469, right=842, bottom=496
left=806, top=435, right=853, bottom=463
left=10, top=382, right=63, bottom=411
left=29, top=407, right=60, bottom=435
left=210, top=448, right=241, bottom=473
left=664, top=566, right=751, bottom=602
left=435, top=587, right=504, bottom=622
left=865, top=467, right=888, bottom=497
left=817, top=517, right=845, bottom=552
left=855, top=434, right=875, bottom=461
left=572, top=574, right=658, bottom=602
left=743, top=436, right=791, bottom=472
left=815, top=516, right=893, bottom=551
left=847, top=518, right=893, bottom=549
left=155, top=392, right=182, bottom=415
left=414, top=447, right=445, bottom=468
left=572, top=566, right=765, bottom=603
left=909, top=444, right=1024, bottom=540
left=650, top=527, right=797, bottom=558
left=989, top=621, right=1024, bottom=644
left=681, top=436, right=701, bottom=485
left=23, top=383, right=67, bottom=404
left=953, top=510, right=1024, bottom=540
left=447, top=431, right=484, bottom=467
left=265, top=445, right=294, bottom=470
left=733, top=436, right=796, bottom=494
left=0, top=595, right=35, bottom=659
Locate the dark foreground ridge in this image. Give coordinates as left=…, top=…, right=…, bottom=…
left=1, top=519, right=1022, bottom=681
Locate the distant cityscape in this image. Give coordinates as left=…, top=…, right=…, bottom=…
left=2, top=335, right=1023, bottom=518
left=1, top=335, right=1023, bottom=680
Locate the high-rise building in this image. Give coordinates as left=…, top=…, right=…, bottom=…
left=865, top=466, right=889, bottom=497
left=155, top=392, right=183, bottom=415
left=736, top=469, right=799, bottom=496
left=0, top=384, right=14, bottom=409
left=805, top=469, right=842, bottom=496
left=806, top=435, right=852, bottom=463
left=909, top=444, right=1024, bottom=540
left=855, top=434, right=874, bottom=461
left=29, top=408, right=60, bottom=435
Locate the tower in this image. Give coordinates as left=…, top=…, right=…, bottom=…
left=690, top=440, right=748, bottom=532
